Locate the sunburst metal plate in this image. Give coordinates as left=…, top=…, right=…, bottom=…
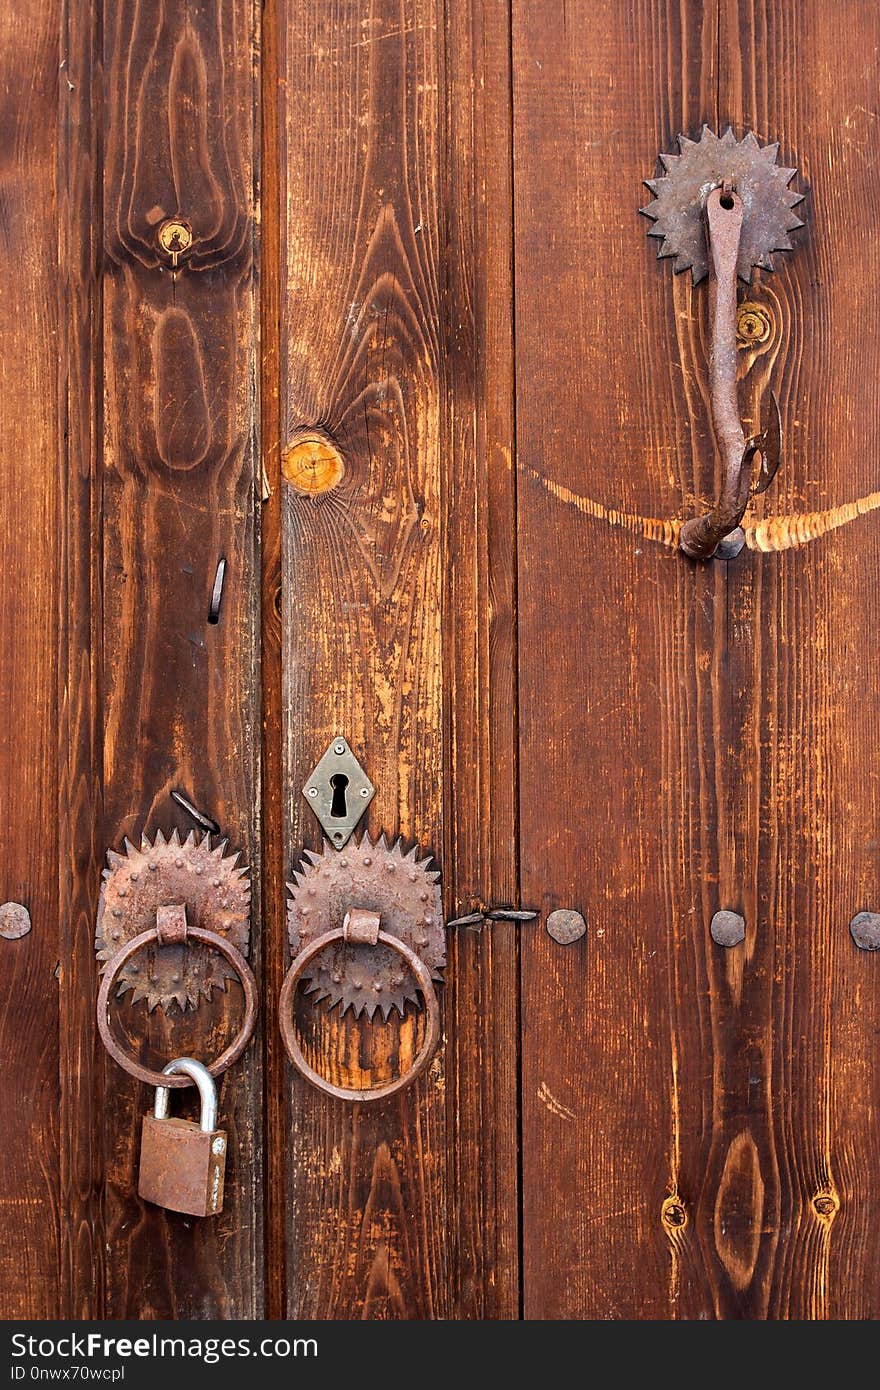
left=641, top=125, right=804, bottom=283
left=95, top=830, right=251, bottom=1013
left=287, top=833, right=444, bottom=1019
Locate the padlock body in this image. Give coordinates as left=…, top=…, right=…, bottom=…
left=138, top=1114, right=226, bottom=1216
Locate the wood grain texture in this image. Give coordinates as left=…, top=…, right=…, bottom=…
left=100, top=0, right=262, bottom=1317
left=260, top=0, right=287, bottom=1322
left=0, top=0, right=62, bottom=1320
left=708, top=0, right=880, bottom=1319
left=512, top=0, right=720, bottom=1319
left=58, top=0, right=105, bottom=1319
left=279, top=0, right=451, bottom=1319
left=442, top=0, right=521, bottom=1318
left=513, top=0, right=880, bottom=1321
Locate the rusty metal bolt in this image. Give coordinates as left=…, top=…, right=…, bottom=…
left=736, top=300, right=773, bottom=347
left=0, top=902, right=31, bottom=939
left=850, top=911, right=880, bottom=950
left=546, top=909, right=587, bottom=945
left=710, top=909, right=746, bottom=948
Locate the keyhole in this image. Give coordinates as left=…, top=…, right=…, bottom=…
left=329, top=773, right=349, bottom=819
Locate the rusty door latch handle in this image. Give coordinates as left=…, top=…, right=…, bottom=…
left=641, top=127, right=804, bottom=560
left=679, top=187, right=782, bottom=559
left=283, top=832, right=445, bottom=1102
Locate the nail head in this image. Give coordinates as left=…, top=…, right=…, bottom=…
left=0, top=902, right=31, bottom=940
left=710, top=909, right=746, bottom=947
left=546, top=908, right=587, bottom=945
left=850, top=911, right=880, bottom=951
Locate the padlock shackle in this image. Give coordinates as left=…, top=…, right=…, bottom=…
left=154, top=1057, right=218, bottom=1133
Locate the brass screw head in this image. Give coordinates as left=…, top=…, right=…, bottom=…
left=736, top=300, right=773, bottom=347
left=157, top=219, right=193, bottom=264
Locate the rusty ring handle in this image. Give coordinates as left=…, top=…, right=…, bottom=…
left=97, top=925, right=258, bottom=1088
left=679, top=187, right=755, bottom=560
left=279, top=922, right=441, bottom=1103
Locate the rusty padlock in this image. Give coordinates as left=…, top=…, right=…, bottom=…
left=138, top=1057, right=227, bottom=1217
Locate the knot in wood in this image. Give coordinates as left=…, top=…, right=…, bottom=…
left=282, top=433, right=345, bottom=495
left=661, top=1196, right=688, bottom=1230
left=812, top=1192, right=839, bottom=1220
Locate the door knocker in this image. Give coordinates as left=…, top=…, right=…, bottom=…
left=95, top=830, right=257, bottom=1215
left=641, top=126, right=805, bottom=559
left=280, top=833, right=444, bottom=1102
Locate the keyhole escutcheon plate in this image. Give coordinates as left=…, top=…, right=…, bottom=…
left=303, top=737, right=375, bottom=849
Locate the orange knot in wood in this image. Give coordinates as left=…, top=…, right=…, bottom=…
left=282, top=433, right=346, bottom=495
left=661, top=1195, right=688, bottom=1231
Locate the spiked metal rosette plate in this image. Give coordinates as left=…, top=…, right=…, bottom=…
left=287, top=833, right=444, bottom=1020
left=641, top=125, right=804, bottom=284
left=96, top=830, right=251, bottom=1013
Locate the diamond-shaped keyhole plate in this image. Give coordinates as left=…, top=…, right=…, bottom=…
left=302, top=737, right=375, bottom=849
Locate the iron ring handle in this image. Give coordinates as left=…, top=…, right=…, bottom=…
left=279, top=927, right=441, bottom=1103
left=97, top=925, right=258, bottom=1088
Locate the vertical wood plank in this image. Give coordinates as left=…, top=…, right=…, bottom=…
left=512, top=0, right=719, bottom=1319
left=701, top=0, right=880, bottom=1319
left=59, top=0, right=105, bottom=1318
left=0, top=0, right=62, bottom=1320
left=280, top=0, right=451, bottom=1319
left=279, top=0, right=521, bottom=1319
left=260, top=0, right=288, bottom=1324
left=100, top=0, right=262, bottom=1317
left=443, top=0, right=521, bottom=1318
left=513, top=0, right=880, bottom=1322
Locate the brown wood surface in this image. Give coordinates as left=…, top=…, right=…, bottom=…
left=260, top=0, right=288, bottom=1324
left=0, top=0, right=62, bottom=1320
left=59, top=0, right=105, bottom=1318
left=4, top=0, right=880, bottom=1324
left=98, top=0, right=262, bottom=1317
left=513, top=0, right=880, bottom=1321
left=442, top=0, right=521, bottom=1318
left=277, top=0, right=519, bottom=1319
left=279, top=0, right=450, bottom=1319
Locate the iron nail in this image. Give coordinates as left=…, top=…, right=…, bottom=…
left=546, top=908, right=587, bottom=944
left=710, top=909, right=746, bottom=947
left=0, top=902, right=31, bottom=940
left=486, top=908, right=538, bottom=921
left=170, top=789, right=221, bottom=835
left=208, top=557, right=226, bottom=625
left=850, top=911, right=880, bottom=951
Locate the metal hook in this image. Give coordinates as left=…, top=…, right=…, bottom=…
left=640, top=128, right=803, bottom=561
left=679, top=187, right=783, bottom=560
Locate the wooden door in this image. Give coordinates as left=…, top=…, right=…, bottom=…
left=2, top=0, right=879, bottom=1321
